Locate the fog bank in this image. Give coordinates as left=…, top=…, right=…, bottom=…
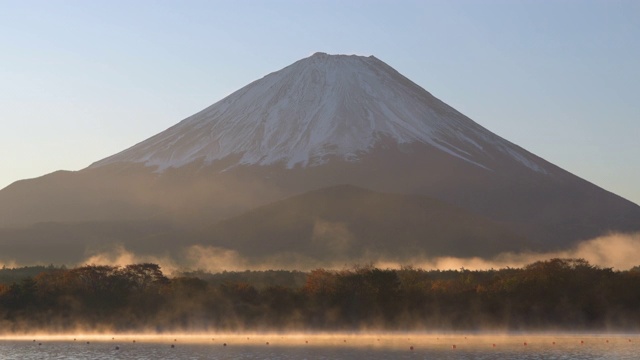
left=71, top=232, right=640, bottom=274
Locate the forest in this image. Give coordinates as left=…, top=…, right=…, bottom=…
left=0, top=258, right=639, bottom=333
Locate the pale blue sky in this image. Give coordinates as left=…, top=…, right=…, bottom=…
left=1, top=0, right=639, bottom=204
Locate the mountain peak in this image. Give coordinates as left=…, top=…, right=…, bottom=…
left=308, top=52, right=374, bottom=60
left=90, top=53, right=548, bottom=173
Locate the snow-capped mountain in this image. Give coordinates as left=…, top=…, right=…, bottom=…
left=90, top=52, right=545, bottom=174
left=1, top=52, right=639, bottom=265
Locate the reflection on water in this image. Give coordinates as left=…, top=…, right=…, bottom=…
left=0, top=334, right=637, bottom=360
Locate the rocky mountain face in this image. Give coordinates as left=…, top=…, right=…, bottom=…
left=1, top=53, right=638, bottom=265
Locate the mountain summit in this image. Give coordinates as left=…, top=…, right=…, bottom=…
left=91, top=53, right=545, bottom=173
left=1, top=53, right=639, bottom=265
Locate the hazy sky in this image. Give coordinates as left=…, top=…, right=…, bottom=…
left=1, top=0, right=639, bottom=204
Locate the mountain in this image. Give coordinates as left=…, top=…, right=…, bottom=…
left=1, top=52, right=639, bottom=264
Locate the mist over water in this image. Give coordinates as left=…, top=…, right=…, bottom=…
left=0, top=333, right=638, bottom=359
left=1, top=235, right=639, bottom=358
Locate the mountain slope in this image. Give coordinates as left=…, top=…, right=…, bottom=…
left=0, top=219, right=177, bottom=265
left=0, top=185, right=529, bottom=265
left=196, top=185, right=532, bottom=261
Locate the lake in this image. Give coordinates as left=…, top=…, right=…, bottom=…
left=0, top=333, right=637, bottom=359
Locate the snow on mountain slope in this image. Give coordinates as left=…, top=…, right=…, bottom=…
left=90, top=52, right=547, bottom=173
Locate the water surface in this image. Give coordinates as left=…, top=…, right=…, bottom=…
left=1, top=333, right=637, bottom=359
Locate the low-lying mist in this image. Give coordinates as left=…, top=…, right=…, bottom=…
left=65, top=232, right=640, bottom=275
left=383, top=232, right=640, bottom=272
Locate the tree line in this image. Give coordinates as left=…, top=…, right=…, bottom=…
left=0, top=258, right=639, bottom=333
